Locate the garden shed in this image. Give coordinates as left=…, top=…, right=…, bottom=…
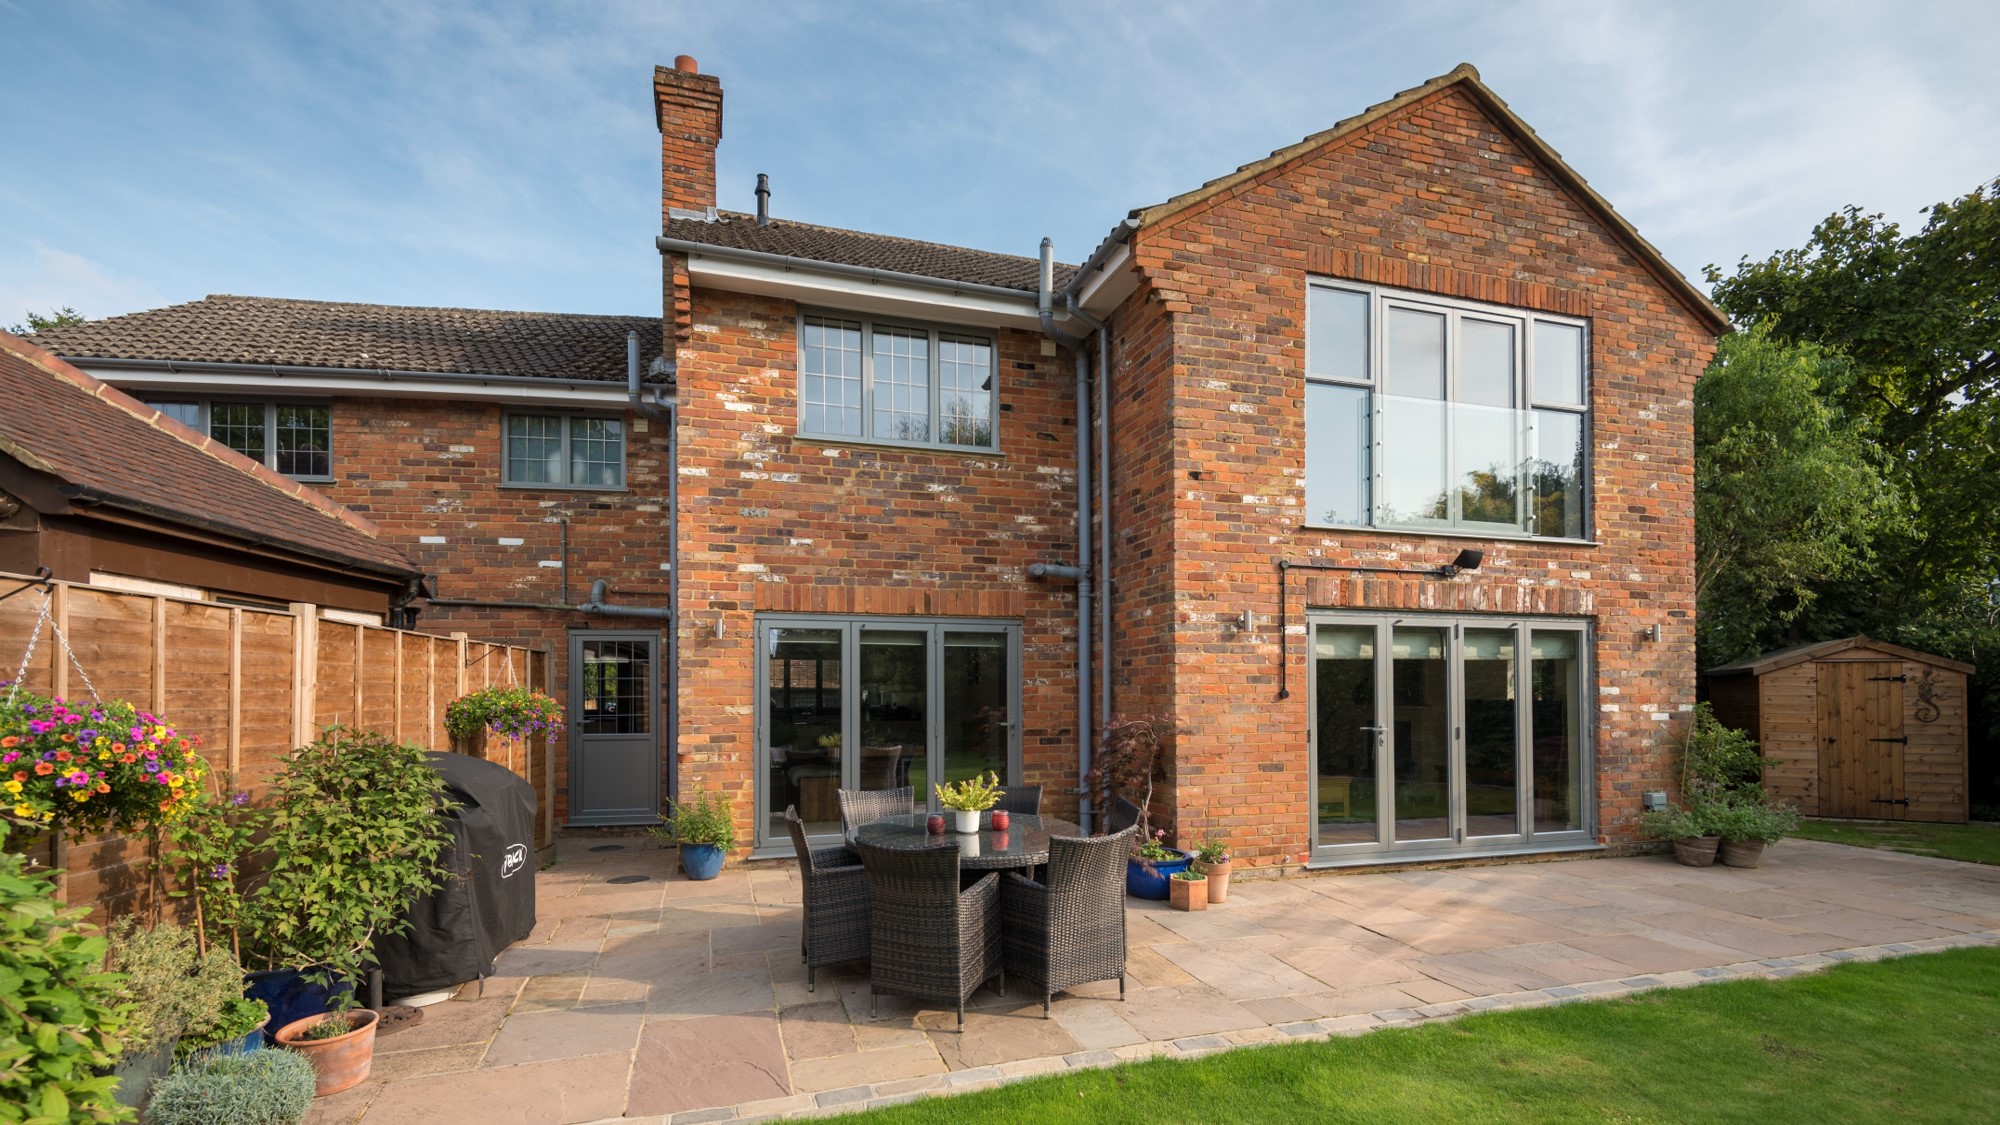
left=1706, top=637, right=1971, bottom=823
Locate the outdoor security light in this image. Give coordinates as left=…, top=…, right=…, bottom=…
left=1438, top=549, right=1484, bottom=579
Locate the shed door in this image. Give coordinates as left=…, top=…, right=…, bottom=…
left=1817, top=661, right=1907, bottom=819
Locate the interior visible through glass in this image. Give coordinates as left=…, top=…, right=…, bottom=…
left=1315, top=625, right=1379, bottom=845
left=1463, top=628, right=1518, bottom=837
left=1392, top=627, right=1451, bottom=841
left=1532, top=630, right=1583, bottom=832
left=942, top=632, right=1008, bottom=801
left=764, top=628, right=843, bottom=838
left=859, top=630, right=926, bottom=810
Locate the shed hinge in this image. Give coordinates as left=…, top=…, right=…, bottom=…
left=1868, top=736, right=1909, bottom=744
left=1866, top=675, right=1908, bottom=682
left=1871, top=797, right=1911, bottom=806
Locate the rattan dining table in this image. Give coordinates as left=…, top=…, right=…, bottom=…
left=847, top=813, right=1082, bottom=871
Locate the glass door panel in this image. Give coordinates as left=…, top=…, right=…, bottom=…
left=1392, top=627, right=1451, bottom=842
left=1463, top=628, right=1519, bottom=837
left=859, top=630, right=926, bottom=810
left=1314, top=625, right=1380, bottom=845
left=941, top=632, right=1009, bottom=799
left=1531, top=630, right=1584, bottom=832
left=764, top=628, right=843, bottom=839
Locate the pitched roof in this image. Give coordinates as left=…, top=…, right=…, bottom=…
left=662, top=210, right=1076, bottom=294
left=0, top=331, right=419, bottom=580
left=1706, top=636, right=1975, bottom=677
left=1124, top=64, right=1731, bottom=336
left=27, top=295, right=662, bottom=382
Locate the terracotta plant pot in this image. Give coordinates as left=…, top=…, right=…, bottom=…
left=276, top=1009, right=379, bottom=1096
left=1672, top=835, right=1721, bottom=868
left=1718, top=838, right=1766, bottom=869
left=1193, top=859, right=1233, bottom=903
left=1169, top=874, right=1208, bottom=911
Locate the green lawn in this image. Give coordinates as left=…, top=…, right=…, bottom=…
left=1791, top=817, right=2000, bottom=866
left=830, top=948, right=2000, bottom=1124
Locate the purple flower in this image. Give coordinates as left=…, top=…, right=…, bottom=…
left=232, top=791, right=250, bottom=806
left=209, top=863, right=230, bottom=880
left=79, top=729, right=97, bottom=742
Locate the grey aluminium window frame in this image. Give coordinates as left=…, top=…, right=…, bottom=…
left=500, top=411, right=628, bottom=491
left=1304, top=278, right=1592, bottom=541
left=794, top=308, right=1002, bottom=453
left=1304, top=610, right=1597, bottom=867
left=145, top=397, right=334, bottom=482
left=751, top=614, right=1023, bottom=855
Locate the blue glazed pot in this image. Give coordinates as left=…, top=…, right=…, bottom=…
left=182, top=1020, right=268, bottom=1062
left=244, top=969, right=351, bottom=1040
left=682, top=843, right=726, bottom=880
left=1126, top=850, right=1191, bottom=900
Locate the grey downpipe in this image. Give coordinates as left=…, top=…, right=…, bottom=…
left=1066, top=294, right=1112, bottom=731
left=1038, top=238, right=1093, bottom=833
left=628, top=330, right=681, bottom=800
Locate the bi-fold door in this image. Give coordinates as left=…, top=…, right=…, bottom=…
left=754, top=616, right=1021, bottom=851
left=1309, top=613, right=1593, bottom=864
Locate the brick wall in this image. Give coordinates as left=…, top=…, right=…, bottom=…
left=315, top=395, right=676, bottom=823
left=671, top=287, right=1087, bottom=846
left=656, top=60, right=722, bottom=215
left=1108, top=84, right=1716, bottom=866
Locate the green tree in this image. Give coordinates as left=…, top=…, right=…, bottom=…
left=5, top=306, right=84, bottom=335
left=1694, top=328, right=1897, bottom=663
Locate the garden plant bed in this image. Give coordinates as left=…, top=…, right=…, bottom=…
left=1790, top=818, right=2000, bottom=867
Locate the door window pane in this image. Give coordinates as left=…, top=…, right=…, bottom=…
left=937, top=335, right=993, bottom=447
left=1534, top=321, right=1585, bottom=406
left=766, top=628, right=843, bottom=839
left=1531, top=631, right=1583, bottom=832
left=1463, top=629, right=1518, bottom=837
left=942, top=632, right=1008, bottom=801
left=1392, top=627, right=1451, bottom=842
left=274, top=405, right=331, bottom=478
left=1532, top=410, right=1586, bottom=538
left=1305, top=383, right=1369, bottom=525
left=859, top=630, right=925, bottom=807
left=871, top=327, right=931, bottom=442
left=1315, top=625, right=1378, bottom=845
left=1307, top=286, right=1369, bottom=382
left=580, top=641, right=650, bottom=735
left=210, top=402, right=266, bottom=463
left=802, top=317, right=863, bottom=436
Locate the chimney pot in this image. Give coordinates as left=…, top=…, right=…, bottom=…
left=674, top=54, right=698, bottom=73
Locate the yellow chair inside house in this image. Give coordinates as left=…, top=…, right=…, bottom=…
left=1317, top=775, right=1353, bottom=820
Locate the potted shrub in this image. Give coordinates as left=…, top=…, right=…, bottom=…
left=1191, top=833, right=1232, bottom=904
left=1168, top=867, right=1208, bottom=911
left=240, top=727, right=456, bottom=1093
left=272, top=1008, right=380, bottom=1097
left=147, top=1049, right=317, bottom=1125
left=1640, top=804, right=1721, bottom=868
left=1126, top=828, right=1191, bottom=899
left=660, top=786, right=737, bottom=880
left=935, top=771, right=1004, bottom=834
left=443, top=684, right=564, bottom=759
left=1711, top=797, right=1799, bottom=869
left=106, top=918, right=235, bottom=1111
left=0, top=822, right=128, bottom=1122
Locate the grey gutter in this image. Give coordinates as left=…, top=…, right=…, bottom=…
left=1058, top=218, right=1141, bottom=301
left=63, top=354, right=676, bottom=400
left=1035, top=237, right=1094, bottom=834
left=656, top=235, right=1067, bottom=307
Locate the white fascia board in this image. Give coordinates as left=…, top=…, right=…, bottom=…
left=683, top=254, right=1054, bottom=332
left=1071, top=241, right=1137, bottom=317
left=82, top=366, right=647, bottom=408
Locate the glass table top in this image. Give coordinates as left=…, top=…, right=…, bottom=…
left=848, top=813, right=1083, bottom=869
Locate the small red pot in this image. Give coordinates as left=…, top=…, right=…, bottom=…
left=926, top=814, right=946, bottom=835
left=990, top=810, right=1010, bottom=831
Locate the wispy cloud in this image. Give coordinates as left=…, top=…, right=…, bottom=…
left=0, top=244, right=168, bottom=325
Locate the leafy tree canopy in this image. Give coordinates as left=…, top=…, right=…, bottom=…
left=5, top=306, right=84, bottom=335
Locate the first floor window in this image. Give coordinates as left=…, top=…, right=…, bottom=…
left=504, top=414, right=625, bottom=488
left=1304, top=280, right=1589, bottom=538
left=148, top=399, right=331, bottom=480
left=756, top=617, right=1019, bottom=846
left=799, top=312, right=998, bottom=450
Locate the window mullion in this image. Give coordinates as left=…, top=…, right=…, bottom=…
left=859, top=319, right=875, bottom=443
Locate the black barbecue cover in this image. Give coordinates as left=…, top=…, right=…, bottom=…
left=375, top=752, right=538, bottom=996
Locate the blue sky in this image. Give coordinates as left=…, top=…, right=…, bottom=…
left=3, top=0, right=1996, bottom=323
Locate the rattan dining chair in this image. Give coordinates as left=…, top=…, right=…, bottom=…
left=992, top=784, right=1043, bottom=815
left=999, top=827, right=1135, bottom=1017
left=784, top=807, right=870, bottom=991
left=838, top=786, right=914, bottom=836
left=1106, top=794, right=1145, bottom=834
left=854, top=839, right=1004, bottom=1027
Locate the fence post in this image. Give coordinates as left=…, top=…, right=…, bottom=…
left=228, top=607, right=242, bottom=777
left=289, top=603, right=318, bottom=746
left=352, top=624, right=365, bottom=729
left=151, top=596, right=167, bottom=714
left=393, top=630, right=405, bottom=744
left=49, top=581, right=67, bottom=700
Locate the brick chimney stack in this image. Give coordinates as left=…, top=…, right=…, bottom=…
left=655, top=55, right=723, bottom=218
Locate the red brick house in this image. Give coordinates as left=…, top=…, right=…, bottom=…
left=33, top=58, right=1724, bottom=870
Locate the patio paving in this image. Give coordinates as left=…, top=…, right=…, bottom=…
left=305, top=838, right=2000, bottom=1125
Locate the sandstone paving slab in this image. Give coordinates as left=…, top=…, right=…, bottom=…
left=1521, top=956, right=1645, bottom=986
left=1409, top=951, right=1563, bottom=994
left=921, top=1003, right=1085, bottom=1070
left=786, top=1041, right=946, bottom=1094
left=1049, top=998, right=1147, bottom=1050
left=374, top=997, right=512, bottom=1053
left=711, top=920, right=804, bottom=956
left=626, top=1011, right=790, bottom=1118
left=366, top=1043, right=488, bottom=1084
left=302, top=1080, right=378, bottom=1125
left=1517, top=905, right=1652, bottom=936
left=360, top=1050, right=632, bottom=1124
left=1273, top=942, right=1432, bottom=989
left=1640, top=911, right=1844, bottom=958
left=493, top=945, right=601, bottom=978
left=1565, top=932, right=1752, bottom=974
left=1239, top=995, right=1320, bottom=1025
left=1775, top=911, right=1959, bottom=946
left=1155, top=940, right=1326, bottom=1000
left=482, top=1001, right=646, bottom=1068
left=1143, top=907, right=1277, bottom=942
left=779, top=1000, right=859, bottom=1062
left=1123, top=943, right=1198, bottom=989
left=647, top=969, right=776, bottom=1020
left=1286, top=985, right=1432, bottom=1018
left=1116, top=983, right=1264, bottom=1041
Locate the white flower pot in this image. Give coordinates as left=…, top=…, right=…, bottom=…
left=953, top=809, right=981, bottom=834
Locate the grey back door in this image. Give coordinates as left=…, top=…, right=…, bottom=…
left=568, top=631, right=660, bottom=825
